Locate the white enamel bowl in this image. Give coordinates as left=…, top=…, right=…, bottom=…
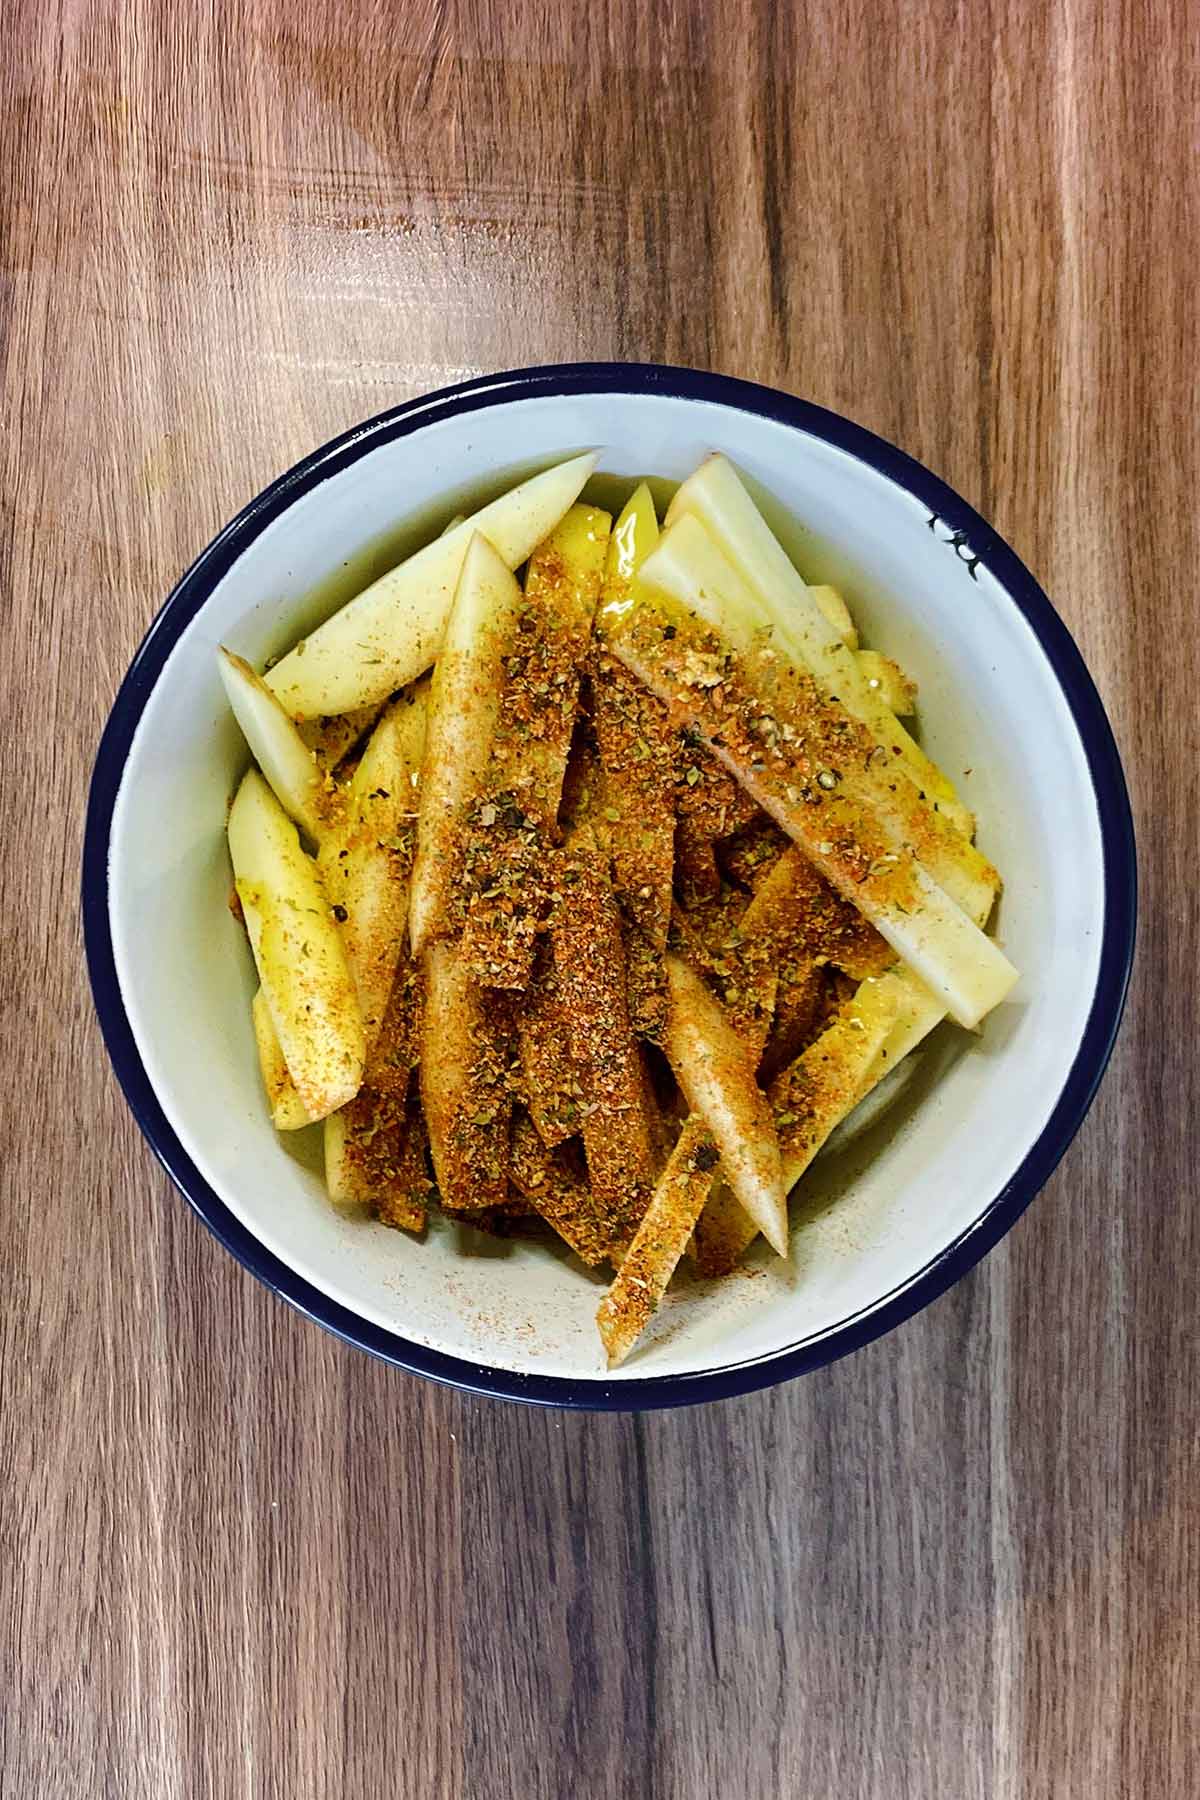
left=84, top=365, right=1136, bottom=1408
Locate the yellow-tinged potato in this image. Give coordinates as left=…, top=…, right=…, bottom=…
left=251, top=987, right=312, bottom=1130
left=661, top=457, right=971, bottom=829
left=774, top=973, right=902, bottom=1188
left=594, top=484, right=676, bottom=963
left=605, top=587, right=1016, bottom=1029
left=320, top=684, right=427, bottom=1047
left=297, top=701, right=385, bottom=772
left=693, top=972, right=903, bottom=1273
left=693, top=1177, right=759, bottom=1278
left=228, top=769, right=365, bottom=1121
left=809, top=583, right=858, bottom=648
left=264, top=453, right=597, bottom=719
left=550, top=838, right=657, bottom=1243
left=596, top=1115, right=718, bottom=1367
left=418, top=939, right=512, bottom=1213
left=516, top=946, right=578, bottom=1148
left=661, top=953, right=788, bottom=1256
left=633, top=529, right=994, bottom=917
left=857, top=648, right=917, bottom=716
left=459, top=501, right=611, bottom=988
left=324, top=1087, right=429, bottom=1229
left=218, top=648, right=328, bottom=840
left=600, top=480, right=660, bottom=617
left=509, top=1113, right=613, bottom=1267
left=409, top=535, right=524, bottom=957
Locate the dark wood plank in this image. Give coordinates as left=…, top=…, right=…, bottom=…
left=2, top=1, right=1194, bottom=1795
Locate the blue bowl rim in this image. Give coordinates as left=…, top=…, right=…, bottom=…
left=82, top=361, right=1137, bottom=1411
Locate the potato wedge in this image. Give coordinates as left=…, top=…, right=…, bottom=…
left=856, top=649, right=917, bottom=716
left=228, top=769, right=365, bottom=1120
left=409, top=535, right=525, bottom=957
left=320, top=684, right=426, bottom=1047
left=810, top=583, right=858, bottom=648
left=297, top=701, right=385, bottom=772
left=673, top=740, right=758, bottom=905
left=773, top=973, right=902, bottom=1188
left=265, top=453, right=597, bottom=718
left=325, top=1085, right=429, bottom=1230
left=459, top=502, right=611, bottom=987
left=745, top=845, right=894, bottom=982
left=604, top=480, right=660, bottom=611
left=251, top=986, right=312, bottom=1130
left=593, top=848, right=885, bottom=1359
left=834, top=856, right=999, bottom=1119
left=692, top=1177, right=760, bottom=1277
left=551, top=838, right=656, bottom=1243
left=596, top=1116, right=719, bottom=1367
left=419, top=939, right=513, bottom=1213
left=593, top=654, right=676, bottom=938
left=509, top=1114, right=614, bottom=1267
left=516, top=945, right=579, bottom=1147
left=593, top=486, right=678, bottom=1010
left=363, top=949, right=422, bottom=1101
left=218, top=648, right=329, bottom=841
left=661, top=951, right=787, bottom=1255
left=640, top=514, right=986, bottom=900
left=602, top=583, right=1017, bottom=1030
left=662, top=455, right=971, bottom=831
left=694, top=971, right=903, bottom=1273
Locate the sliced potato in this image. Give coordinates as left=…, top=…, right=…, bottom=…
left=693, top=1177, right=760, bottom=1277
left=672, top=741, right=758, bottom=905
left=459, top=501, right=611, bottom=987
left=642, top=514, right=983, bottom=881
left=251, top=986, right=312, bottom=1130
left=509, top=1114, right=613, bottom=1267
left=810, top=583, right=858, bottom=648
left=228, top=769, right=365, bottom=1120
left=810, top=856, right=1003, bottom=1141
left=325, top=1085, right=428, bottom=1229
left=505, top=501, right=610, bottom=824
left=593, top=655, right=676, bottom=946
left=516, top=945, right=579, bottom=1147
left=264, top=453, right=597, bottom=718
left=676, top=889, right=777, bottom=1053
left=550, top=838, right=656, bottom=1244
left=694, top=972, right=903, bottom=1272
left=596, top=1116, right=719, bottom=1367
left=655, top=469, right=973, bottom=833
left=773, top=973, right=902, bottom=1188
left=856, top=648, right=917, bottom=716
left=662, top=952, right=787, bottom=1256
left=603, top=481, right=660, bottom=610
left=409, top=535, right=524, bottom=957
left=742, top=844, right=893, bottom=979
left=603, top=583, right=1016, bottom=1029
left=320, top=684, right=427, bottom=1046
left=622, top=920, right=670, bottom=1042
left=297, top=701, right=385, bottom=772
left=598, top=835, right=894, bottom=1355
left=419, top=939, right=513, bottom=1213
left=218, top=648, right=328, bottom=840
left=592, top=488, right=675, bottom=981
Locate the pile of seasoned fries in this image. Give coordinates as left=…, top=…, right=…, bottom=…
left=221, top=452, right=1017, bottom=1365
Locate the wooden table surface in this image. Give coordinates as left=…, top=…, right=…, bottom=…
left=4, top=2, right=1194, bottom=1794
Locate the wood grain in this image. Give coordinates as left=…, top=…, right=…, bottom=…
left=2, top=1, right=1194, bottom=1794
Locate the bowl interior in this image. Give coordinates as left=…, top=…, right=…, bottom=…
left=108, top=387, right=1107, bottom=1383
